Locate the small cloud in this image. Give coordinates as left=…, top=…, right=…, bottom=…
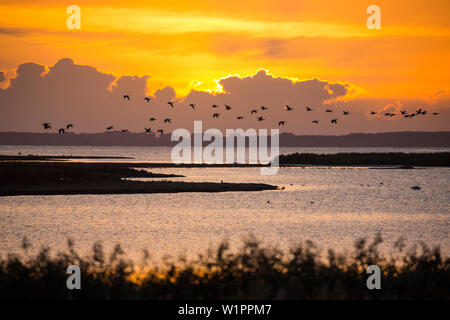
left=154, top=86, right=176, bottom=101
left=433, top=90, right=446, bottom=97
left=381, top=101, right=404, bottom=114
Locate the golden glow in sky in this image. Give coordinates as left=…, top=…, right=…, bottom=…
left=0, top=0, right=449, bottom=98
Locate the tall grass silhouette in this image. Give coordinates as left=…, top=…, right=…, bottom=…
left=0, top=234, right=448, bottom=299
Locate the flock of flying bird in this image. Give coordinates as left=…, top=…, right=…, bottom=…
left=41, top=94, right=440, bottom=134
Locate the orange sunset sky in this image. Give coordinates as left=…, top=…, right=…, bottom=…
left=0, top=0, right=449, bottom=134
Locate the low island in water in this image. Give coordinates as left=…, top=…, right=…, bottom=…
left=0, top=156, right=278, bottom=196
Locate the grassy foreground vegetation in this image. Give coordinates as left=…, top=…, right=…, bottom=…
left=277, top=152, right=450, bottom=167
left=0, top=234, right=448, bottom=299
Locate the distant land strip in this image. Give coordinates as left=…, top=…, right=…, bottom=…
left=277, top=152, right=450, bottom=167
left=0, top=131, right=449, bottom=147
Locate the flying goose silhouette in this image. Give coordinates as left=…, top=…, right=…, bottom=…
left=278, top=121, right=286, bottom=126
left=213, top=113, right=220, bottom=118
left=144, top=97, right=151, bottom=102
left=42, top=123, right=51, bottom=129
left=164, top=118, right=172, bottom=123
left=331, top=119, right=338, bottom=124
left=167, top=101, right=174, bottom=108
left=284, top=105, right=293, bottom=111
left=123, top=95, right=130, bottom=100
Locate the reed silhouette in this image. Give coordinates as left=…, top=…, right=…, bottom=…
left=0, top=234, right=448, bottom=299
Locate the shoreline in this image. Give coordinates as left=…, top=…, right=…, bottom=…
left=2, top=152, right=450, bottom=168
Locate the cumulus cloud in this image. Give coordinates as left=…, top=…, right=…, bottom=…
left=0, top=59, right=448, bottom=134
left=0, top=58, right=151, bottom=132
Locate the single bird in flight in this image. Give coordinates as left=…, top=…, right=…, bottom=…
left=331, top=119, right=338, bottom=124
left=42, top=123, right=51, bottom=130
left=167, top=101, right=174, bottom=108
left=123, top=95, right=130, bottom=100
left=278, top=121, right=286, bottom=126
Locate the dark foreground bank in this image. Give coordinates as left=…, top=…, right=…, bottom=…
left=0, top=234, right=448, bottom=299
left=277, top=152, right=450, bottom=167
left=0, top=161, right=277, bottom=196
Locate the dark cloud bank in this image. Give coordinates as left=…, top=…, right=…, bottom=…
left=0, top=58, right=449, bottom=135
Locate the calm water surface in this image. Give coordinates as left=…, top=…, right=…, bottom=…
left=0, top=146, right=449, bottom=262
